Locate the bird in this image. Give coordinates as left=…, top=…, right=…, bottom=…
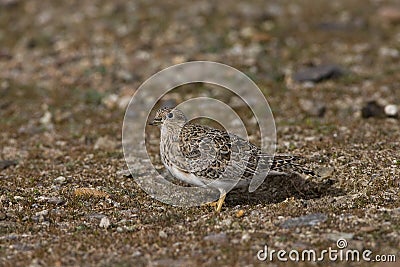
left=149, top=107, right=319, bottom=212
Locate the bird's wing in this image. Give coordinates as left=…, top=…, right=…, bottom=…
left=177, top=124, right=262, bottom=179
left=176, top=123, right=318, bottom=180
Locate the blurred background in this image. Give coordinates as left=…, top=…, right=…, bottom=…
left=1, top=0, right=399, bottom=266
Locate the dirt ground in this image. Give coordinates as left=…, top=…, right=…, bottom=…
left=1, top=0, right=399, bottom=266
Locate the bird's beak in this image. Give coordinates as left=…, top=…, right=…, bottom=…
left=148, top=119, right=161, bottom=126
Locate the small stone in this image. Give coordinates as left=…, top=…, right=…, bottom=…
left=299, top=99, right=326, bottom=117
left=132, top=251, right=142, bottom=257
left=117, top=169, right=132, bottom=177
left=281, top=213, right=327, bottom=228
left=360, top=226, right=376, bottom=233
left=326, top=232, right=354, bottom=242
left=33, top=210, right=48, bottom=223
left=118, top=96, right=132, bottom=110
left=379, top=47, right=399, bottom=58
left=361, top=101, right=385, bottom=118
left=159, top=230, right=167, bottom=238
left=94, top=136, right=118, bottom=151
left=102, top=94, right=119, bottom=109
left=316, top=167, right=335, bottom=178
left=53, top=176, right=66, bottom=184
left=0, top=160, right=17, bottom=170
left=236, top=210, right=245, bottom=218
left=0, top=213, right=6, bottom=220
left=116, top=70, right=134, bottom=82
left=39, top=111, right=53, bottom=128
left=220, top=218, right=232, bottom=227
left=47, top=197, right=65, bottom=205
left=378, top=6, right=400, bottom=24
left=116, top=227, right=123, bottom=233
left=204, top=232, right=228, bottom=244
left=241, top=233, right=251, bottom=242
left=384, top=104, right=398, bottom=117
left=99, top=216, right=110, bottom=229
left=293, top=64, right=344, bottom=83
left=35, top=210, right=48, bottom=217
left=0, top=0, right=19, bottom=7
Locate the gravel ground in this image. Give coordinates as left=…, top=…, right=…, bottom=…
left=1, top=0, right=399, bottom=266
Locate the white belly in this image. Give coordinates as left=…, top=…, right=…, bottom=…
left=167, top=165, right=207, bottom=187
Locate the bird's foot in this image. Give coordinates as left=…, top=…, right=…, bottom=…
left=202, top=193, right=226, bottom=212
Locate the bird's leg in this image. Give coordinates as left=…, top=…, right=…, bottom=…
left=216, top=192, right=226, bottom=212
left=202, top=191, right=226, bottom=212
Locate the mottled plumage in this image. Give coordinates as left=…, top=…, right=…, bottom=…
left=149, top=107, right=318, bottom=211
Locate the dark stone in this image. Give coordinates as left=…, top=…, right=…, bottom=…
left=293, top=64, right=344, bottom=83
left=361, top=101, right=385, bottom=118
left=0, top=160, right=17, bottom=170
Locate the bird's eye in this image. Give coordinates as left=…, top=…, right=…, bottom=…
left=167, top=112, right=173, bottom=118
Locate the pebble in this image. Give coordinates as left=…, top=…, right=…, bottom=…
left=378, top=6, right=400, bottom=24
left=53, top=176, right=66, bottom=184
left=317, top=167, right=335, bottom=178
left=47, top=197, right=66, bottom=205
left=118, top=96, right=132, bottom=110
left=361, top=101, right=385, bottom=118
left=39, top=111, right=52, bottom=126
left=281, top=213, right=327, bottom=228
left=159, top=230, right=168, bottom=238
left=236, top=210, right=245, bottom=218
left=241, top=233, right=251, bottom=242
left=379, top=47, right=399, bottom=58
left=293, top=64, right=344, bottom=83
left=203, top=232, right=228, bottom=244
left=32, top=209, right=49, bottom=223
left=326, top=232, right=354, bottom=242
left=0, top=159, right=17, bottom=170
left=132, top=251, right=142, bottom=257
left=116, top=169, right=132, bottom=177
left=384, top=104, right=398, bottom=117
left=299, top=99, right=326, bottom=117
left=360, top=226, right=376, bottom=233
left=94, top=136, right=118, bottom=150
left=220, top=218, right=232, bottom=227
left=35, top=210, right=49, bottom=217
left=99, top=216, right=110, bottom=229
left=116, top=69, right=134, bottom=82
left=102, top=94, right=119, bottom=109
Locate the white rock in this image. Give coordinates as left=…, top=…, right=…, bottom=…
left=35, top=209, right=48, bottom=217
left=384, top=104, right=398, bottom=117
left=40, top=111, right=52, bottom=125
left=102, top=94, right=119, bottom=109
left=159, top=230, right=168, bottom=238
left=241, top=233, right=251, bottom=242
left=118, top=96, right=132, bottom=110
left=99, top=216, right=110, bottom=229
left=54, top=176, right=66, bottom=184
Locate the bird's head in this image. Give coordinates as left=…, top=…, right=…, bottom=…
left=149, top=107, right=187, bottom=127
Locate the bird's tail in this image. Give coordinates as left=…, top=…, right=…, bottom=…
left=260, top=154, right=320, bottom=177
